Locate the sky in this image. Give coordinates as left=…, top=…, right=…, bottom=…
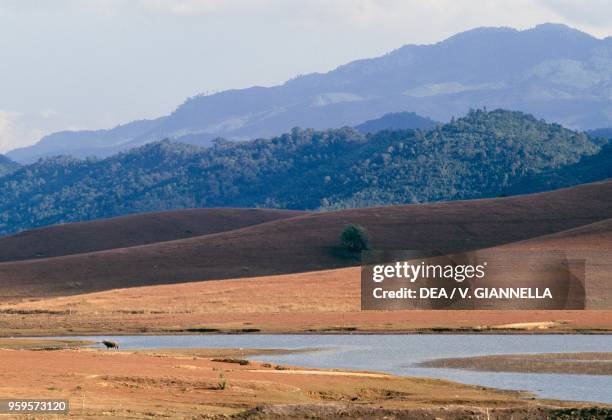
left=1, top=0, right=611, bottom=153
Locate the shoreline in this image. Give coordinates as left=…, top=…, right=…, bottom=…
left=418, top=352, right=612, bottom=376
left=0, top=342, right=610, bottom=418
left=3, top=326, right=611, bottom=337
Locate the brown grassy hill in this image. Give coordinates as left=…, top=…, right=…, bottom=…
left=0, top=208, right=305, bottom=262
left=1, top=216, right=610, bottom=334
left=506, top=218, right=612, bottom=250
left=496, top=217, right=612, bottom=309
left=2, top=217, right=611, bottom=334
left=1, top=180, right=611, bottom=301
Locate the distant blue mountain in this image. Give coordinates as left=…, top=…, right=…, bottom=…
left=9, top=23, right=612, bottom=163
left=354, top=112, right=438, bottom=134
left=588, top=128, right=612, bottom=140
left=7, top=118, right=163, bottom=163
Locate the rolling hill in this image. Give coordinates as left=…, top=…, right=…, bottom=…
left=1, top=214, right=610, bottom=335
left=0, top=208, right=304, bottom=262
left=8, top=23, right=612, bottom=163
left=1, top=180, right=610, bottom=302
left=0, top=109, right=603, bottom=235
left=458, top=217, right=612, bottom=310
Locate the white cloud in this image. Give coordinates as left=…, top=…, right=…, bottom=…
left=537, top=0, right=612, bottom=37
left=0, top=110, right=47, bottom=153
left=40, top=109, right=58, bottom=119
left=0, top=111, right=19, bottom=152
left=130, top=0, right=609, bottom=42
left=135, top=0, right=270, bottom=16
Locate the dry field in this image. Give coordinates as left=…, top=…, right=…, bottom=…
left=1, top=266, right=610, bottom=336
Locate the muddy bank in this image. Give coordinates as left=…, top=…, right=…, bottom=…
left=231, top=404, right=612, bottom=419
left=0, top=338, right=93, bottom=350
left=419, top=352, right=612, bottom=375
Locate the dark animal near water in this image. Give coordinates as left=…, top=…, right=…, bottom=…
left=102, top=340, right=119, bottom=349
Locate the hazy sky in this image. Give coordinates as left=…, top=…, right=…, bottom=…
left=1, top=0, right=611, bottom=152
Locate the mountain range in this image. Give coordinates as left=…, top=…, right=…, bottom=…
left=7, top=23, right=612, bottom=163
left=0, top=109, right=609, bottom=235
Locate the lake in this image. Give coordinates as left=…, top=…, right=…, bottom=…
left=59, top=334, right=612, bottom=404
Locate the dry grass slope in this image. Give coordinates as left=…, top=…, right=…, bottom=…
left=1, top=214, right=611, bottom=335
left=0, top=208, right=305, bottom=262
left=0, top=180, right=610, bottom=301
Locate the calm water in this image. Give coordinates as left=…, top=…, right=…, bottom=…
left=60, top=334, right=611, bottom=403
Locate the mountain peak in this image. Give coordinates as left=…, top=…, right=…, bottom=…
left=528, top=22, right=596, bottom=39
left=441, top=26, right=518, bottom=43
left=439, top=23, right=596, bottom=47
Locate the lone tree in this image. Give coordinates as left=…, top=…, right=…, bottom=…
left=341, top=225, right=369, bottom=253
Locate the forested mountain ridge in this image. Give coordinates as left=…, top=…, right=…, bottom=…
left=0, top=109, right=605, bottom=236
left=509, top=141, right=612, bottom=194
left=355, top=112, right=438, bottom=134
left=0, top=155, right=19, bottom=177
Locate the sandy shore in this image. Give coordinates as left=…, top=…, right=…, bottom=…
left=0, top=343, right=609, bottom=419
left=419, top=352, right=612, bottom=375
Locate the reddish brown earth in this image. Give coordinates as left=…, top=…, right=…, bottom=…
left=2, top=212, right=610, bottom=335
left=500, top=218, right=612, bottom=309
left=1, top=180, right=611, bottom=302
left=0, top=347, right=608, bottom=419
left=0, top=185, right=610, bottom=418
left=0, top=208, right=305, bottom=262
left=1, top=270, right=610, bottom=336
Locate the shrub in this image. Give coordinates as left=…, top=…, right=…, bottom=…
left=217, top=372, right=228, bottom=390
left=341, top=225, right=369, bottom=252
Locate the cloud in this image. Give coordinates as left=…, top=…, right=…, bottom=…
left=537, top=0, right=612, bottom=36
left=0, top=111, right=19, bottom=152
left=135, top=0, right=270, bottom=16
left=131, top=0, right=609, bottom=41
left=0, top=110, right=47, bottom=153
left=129, top=0, right=610, bottom=39
left=40, top=109, right=58, bottom=119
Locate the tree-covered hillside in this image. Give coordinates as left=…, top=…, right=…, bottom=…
left=0, top=109, right=604, bottom=235
left=354, top=112, right=438, bottom=134
left=0, top=155, right=19, bottom=177
left=509, top=141, right=612, bottom=194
